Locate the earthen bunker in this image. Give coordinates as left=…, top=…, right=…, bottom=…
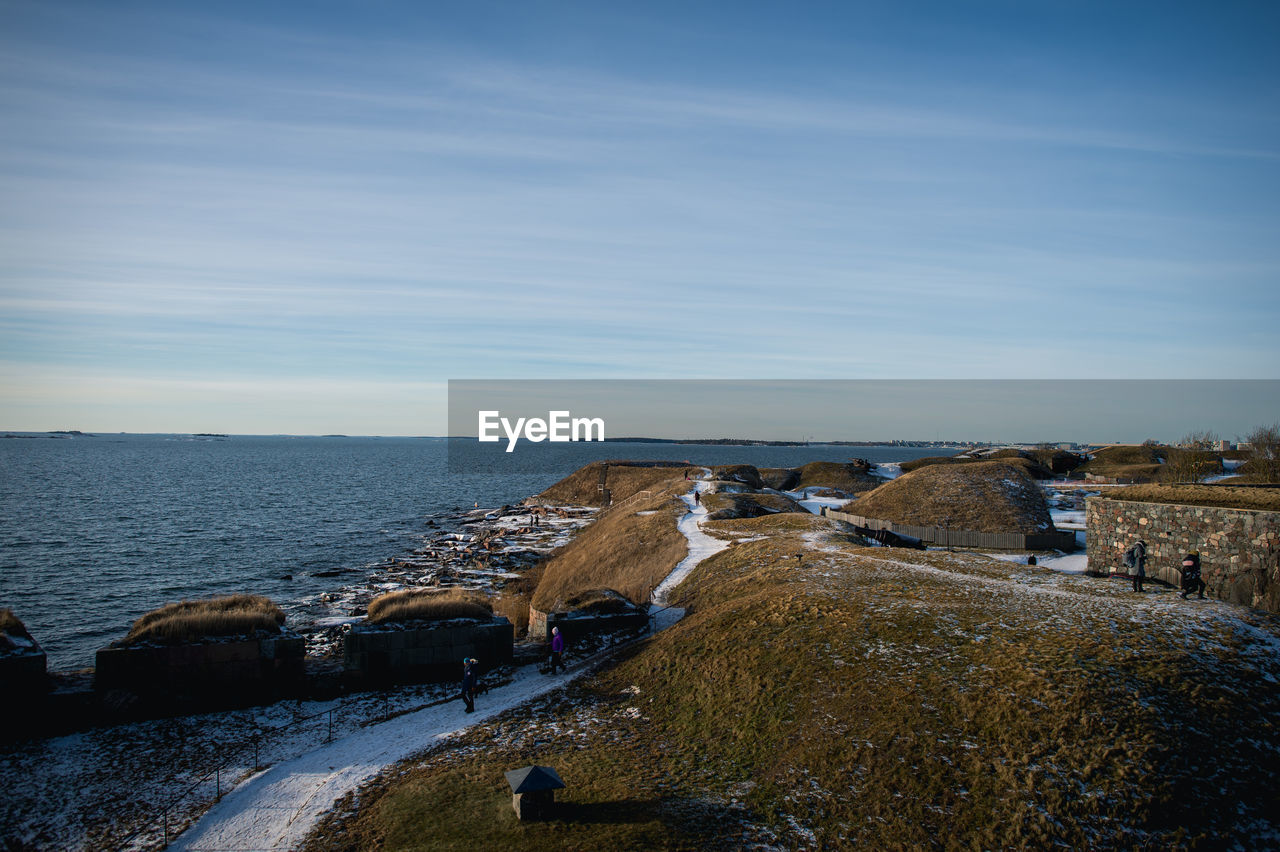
left=344, top=616, right=514, bottom=684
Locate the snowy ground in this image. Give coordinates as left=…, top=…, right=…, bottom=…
left=783, top=486, right=854, bottom=515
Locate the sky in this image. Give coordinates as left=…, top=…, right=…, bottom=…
left=1, top=0, right=1277, bottom=438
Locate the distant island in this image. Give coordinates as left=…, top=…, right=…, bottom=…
left=603, top=437, right=975, bottom=447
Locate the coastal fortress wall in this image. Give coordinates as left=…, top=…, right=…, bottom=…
left=1086, top=497, right=1280, bottom=613
left=344, top=617, right=513, bottom=684
left=95, top=632, right=306, bottom=701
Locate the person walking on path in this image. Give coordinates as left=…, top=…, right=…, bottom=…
left=461, top=658, right=478, bottom=713
left=548, top=627, right=565, bottom=675
left=694, top=490, right=701, bottom=506
left=1178, top=551, right=1207, bottom=599
left=1125, top=539, right=1148, bottom=592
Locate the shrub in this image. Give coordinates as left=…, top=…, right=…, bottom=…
left=367, top=588, right=495, bottom=624
left=122, top=595, right=285, bottom=645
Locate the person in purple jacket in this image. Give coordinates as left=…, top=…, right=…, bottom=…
left=549, top=626, right=565, bottom=675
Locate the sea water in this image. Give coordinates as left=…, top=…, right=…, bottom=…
left=0, top=434, right=948, bottom=670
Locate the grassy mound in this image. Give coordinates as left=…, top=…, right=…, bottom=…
left=121, top=595, right=284, bottom=646
left=532, top=490, right=687, bottom=612
left=903, top=452, right=1058, bottom=480
left=899, top=455, right=968, bottom=473
left=1078, top=445, right=1166, bottom=482
left=758, top=467, right=800, bottom=491
left=702, top=492, right=806, bottom=521
left=793, top=460, right=881, bottom=493
left=852, top=461, right=1054, bottom=533
left=0, top=608, right=34, bottom=653
left=534, top=462, right=686, bottom=507
left=366, top=588, right=495, bottom=624
left=306, top=522, right=1280, bottom=851
left=1101, top=484, right=1280, bottom=512
left=562, top=589, right=642, bottom=615
left=708, top=464, right=765, bottom=490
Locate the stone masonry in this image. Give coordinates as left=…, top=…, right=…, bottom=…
left=1086, top=497, right=1280, bottom=613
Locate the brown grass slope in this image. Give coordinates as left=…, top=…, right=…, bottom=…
left=1, top=607, right=34, bottom=652
left=701, top=491, right=806, bottom=521
left=1103, top=484, right=1280, bottom=512
left=903, top=452, right=1056, bottom=480
left=757, top=467, right=800, bottom=491
left=121, top=595, right=285, bottom=646
left=708, top=464, right=764, bottom=490
left=534, top=462, right=687, bottom=507
left=851, top=460, right=1054, bottom=533
left=367, top=589, right=495, bottom=624
left=1077, top=445, right=1167, bottom=482
left=305, top=521, right=1280, bottom=851
left=531, top=490, right=688, bottom=612
left=793, top=460, right=881, bottom=493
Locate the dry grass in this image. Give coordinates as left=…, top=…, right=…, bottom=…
left=0, top=607, right=30, bottom=640
left=531, top=491, right=688, bottom=612
left=367, top=588, right=494, bottom=624
left=708, top=464, right=764, bottom=489
left=534, top=463, right=686, bottom=507
left=1103, top=484, right=1280, bottom=512
left=701, top=491, right=805, bottom=521
left=562, top=589, right=641, bottom=615
left=851, top=460, right=1054, bottom=533
left=494, top=562, right=546, bottom=637
left=793, top=460, right=881, bottom=493
left=306, top=524, right=1280, bottom=851
left=904, top=453, right=1055, bottom=479
left=1, top=607, right=33, bottom=652
left=1078, top=445, right=1167, bottom=482
left=758, top=467, right=800, bottom=490
left=121, top=595, right=284, bottom=646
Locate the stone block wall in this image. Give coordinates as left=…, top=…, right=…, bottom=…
left=344, top=617, right=514, bottom=684
left=1086, top=497, right=1280, bottom=612
left=527, top=607, right=649, bottom=644
left=94, top=632, right=305, bottom=700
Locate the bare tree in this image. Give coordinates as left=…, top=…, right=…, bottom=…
left=1159, top=430, right=1221, bottom=483
left=1242, top=423, right=1280, bottom=483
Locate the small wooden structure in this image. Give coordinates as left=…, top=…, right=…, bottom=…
left=504, top=765, right=565, bottom=821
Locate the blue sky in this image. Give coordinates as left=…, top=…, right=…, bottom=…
left=1, top=0, right=1277, bottom=436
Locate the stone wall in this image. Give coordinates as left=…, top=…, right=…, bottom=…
left=344, top=617, right=513, bottom=684
left=94, top=632, right=305, bottom=701
left=528, top=607, right=649, bottom=643
left=1086, top=497, right=1280, bottom=612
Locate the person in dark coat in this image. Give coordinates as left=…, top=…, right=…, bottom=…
left=1178, top=551, right=1206, bottom=599
left=1129, top=539, right=1147, bottom=592
left=548, top=626, right=565, bottom=675
left=461, top=657, right=478, bottom=713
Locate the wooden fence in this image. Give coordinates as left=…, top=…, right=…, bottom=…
left=821, top=507, right=1077, bottom=551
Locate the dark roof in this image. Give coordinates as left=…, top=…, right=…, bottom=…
left=504, top=765, right=566, bottom=794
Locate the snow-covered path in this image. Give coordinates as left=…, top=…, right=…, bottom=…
left=169, top=665, right=586, bottom=852
left=172, top=475, right=726, bottom=852
left=653, top=476, right=727, bottom=606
